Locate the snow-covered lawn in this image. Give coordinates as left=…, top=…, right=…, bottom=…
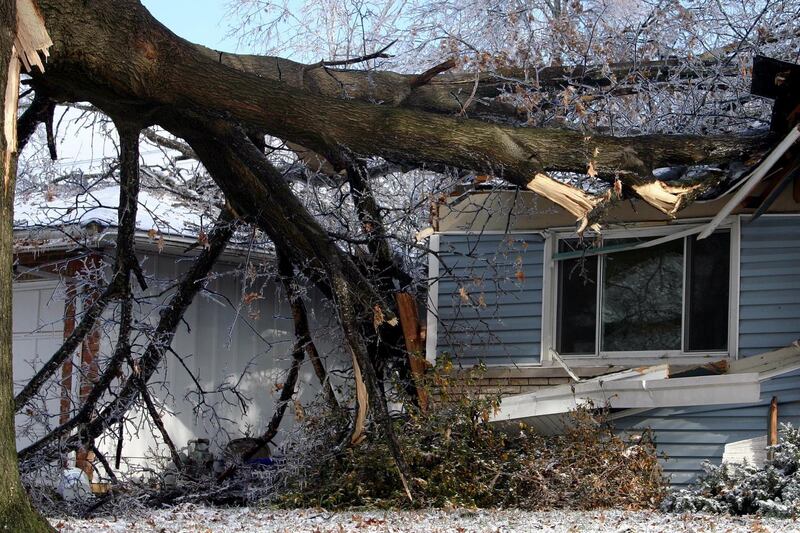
left=49, top=505, right=797, bottom=532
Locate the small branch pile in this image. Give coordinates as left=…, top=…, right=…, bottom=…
left=276, top=363, right=666, bottom=510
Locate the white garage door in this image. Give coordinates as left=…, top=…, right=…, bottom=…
left=12, top=280, right=65, bottom=449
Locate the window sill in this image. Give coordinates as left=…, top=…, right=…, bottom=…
left=557, top=353, right=730, bottom=368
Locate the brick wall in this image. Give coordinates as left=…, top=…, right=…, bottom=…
left=439, top=365, right=623, bottom=399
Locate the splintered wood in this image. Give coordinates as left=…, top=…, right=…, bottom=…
left=350, top=350, right=368, bottom=445
left=526, top=172, right=704, bottom=232
left=15, top=0, right=52, bottom=73
left=2, top=59, right=18, bottom=183
left=394, top=292, right=429, bottom=412
left=526, top=173, right=602, bottom=233
left=5, top=0, right=52, bottom=186
left=631, top=181, right=702, bottom=216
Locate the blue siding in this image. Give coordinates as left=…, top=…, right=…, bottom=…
left=615, top=371, right=800, bottom=487
left=618, top=215, right=800, bottom=487
left=739, top=216, right=800, bottom=356
left=435, top=233, right=543, bottom=366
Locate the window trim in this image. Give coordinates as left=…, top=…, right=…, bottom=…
left=543, top=219, right=740, bottom=363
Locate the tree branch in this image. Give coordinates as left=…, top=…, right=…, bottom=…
left=16, top=92, right=54, bottom=153
left=17, top=122, right=142, bottom=457
left=408, top=58, right=457, bottom=89
left=217, top=248, right=321, bottom=481
left=301, top=39, right=396, bottom=72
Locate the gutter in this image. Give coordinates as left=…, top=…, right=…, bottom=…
left=14, top=225, right=274, bottom=265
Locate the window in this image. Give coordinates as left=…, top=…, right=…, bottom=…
left=556, top=231, right=731, bottom=356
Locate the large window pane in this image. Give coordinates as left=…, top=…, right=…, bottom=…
left=685, top=232, right=730, bottom=351
left=557, top=242, right=598, bottom=355
left=601, top=240, right=684, bottom=352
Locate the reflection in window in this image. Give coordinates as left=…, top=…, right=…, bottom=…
left=556, top=232, right=730, bottom=355
left=601, top=239, right=684, bottom=351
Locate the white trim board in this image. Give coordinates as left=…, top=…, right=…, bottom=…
left=491, top=343, right=800, bottom=433
left=425, top=234, right=440, bottom=365
left=492, top=372, right=761, bottom=421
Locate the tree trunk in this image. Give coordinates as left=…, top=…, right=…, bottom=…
left=0, top=0, right=51, bottom=528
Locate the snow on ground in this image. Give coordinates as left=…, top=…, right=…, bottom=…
left=49, top=506, right=797, bottom=532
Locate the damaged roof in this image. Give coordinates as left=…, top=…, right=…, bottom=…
left=490, top=343, right=800, bottom=435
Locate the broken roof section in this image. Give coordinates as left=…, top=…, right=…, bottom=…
left=490, top=343, right=800, bottom=435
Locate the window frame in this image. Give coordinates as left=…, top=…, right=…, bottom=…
left=544, top=219, right=740, bottom=362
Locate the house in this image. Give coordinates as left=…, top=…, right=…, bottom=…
left=425, top=137, right=800, bottom=485
left=12, top=183, right=345, bottom=478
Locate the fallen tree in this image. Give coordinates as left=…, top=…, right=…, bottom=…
left=32, top=0, right=771, bottom=221
left=4, top=0, right=794, bottom=511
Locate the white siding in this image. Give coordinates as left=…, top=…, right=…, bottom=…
left=12, top=281, right=65, bottom=449
left=13, top=253, right=345, bottom=475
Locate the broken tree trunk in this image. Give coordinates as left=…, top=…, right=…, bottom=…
left=0, top=0, right=52, bottom=530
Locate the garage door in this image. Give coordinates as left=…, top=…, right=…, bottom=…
left=12, top=280, right=65, bottom=449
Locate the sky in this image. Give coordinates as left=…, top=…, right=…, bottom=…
left=141, top=0, right=240, bottom=51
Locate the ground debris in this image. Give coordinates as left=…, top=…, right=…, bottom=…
left=48, top=506, right=796, bottom=532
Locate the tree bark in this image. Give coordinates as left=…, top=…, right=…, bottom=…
left=166, top=113, right=393, bottom=322
left=198, top=47, right=741, bottom=122
left=0, top=0, right=52, bottom=528
left=16, top=92, right=54, bottom=153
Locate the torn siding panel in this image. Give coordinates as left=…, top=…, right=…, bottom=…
left=615, top=370, right=800, bottom=487
left=435, top=233, right=544, bottom=366
left=739, top=216, right=800, bottom=356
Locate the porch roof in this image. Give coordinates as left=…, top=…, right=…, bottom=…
left=490, top=343, right=800, bottom=435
